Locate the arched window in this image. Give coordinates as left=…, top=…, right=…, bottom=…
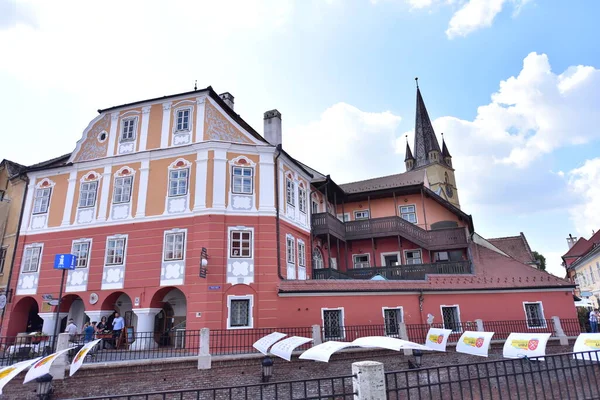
left=313, top=248, right=324, bottom=269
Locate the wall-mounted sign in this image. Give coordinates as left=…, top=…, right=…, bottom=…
left=89, top=293, right=98, bottom=305
left=42, top=294, right=53, bottom=301
left=53, top=254, right=77, bottom=270
left=208, top=286, right=221, bottom=290
left=134, top=297, right=140, bottom=307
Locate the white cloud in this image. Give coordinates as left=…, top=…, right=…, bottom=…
left=567, top=158, right=600, bottom=236
left=446, top=0, right=506, bottom=38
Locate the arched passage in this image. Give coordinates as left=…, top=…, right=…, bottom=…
left=6, top=296, right=42, bottom=336
left=101, top=291, right=135, bottom=328
left=58, top=294, right=88, bottom=334
left=150, top=287, right=187, bottom=346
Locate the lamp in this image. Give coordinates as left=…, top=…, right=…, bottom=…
left=261, top=356, right=274, bottom=382
left=36, top=373, right=53, bottom=400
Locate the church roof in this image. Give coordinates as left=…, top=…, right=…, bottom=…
left=414, top=85, right=442, bottom=168
left=442, top=137, right=451, bottom=158
left=404, top=142, right=414, bottom=162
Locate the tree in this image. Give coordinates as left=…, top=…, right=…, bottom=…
left=532, top=251, right=546, bottom=271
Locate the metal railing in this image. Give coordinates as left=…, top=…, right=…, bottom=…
left=67, top=374, right=356, bottom=400
left=386, top=350, right=600, bottom=399
left=0, top=334, right=55, bottom=366
left=211, top=327, right=313, bottom=355
left=312, top=260, right=471, bottom=280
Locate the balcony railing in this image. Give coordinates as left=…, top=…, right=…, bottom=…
left=312, top=213, right=467, bottom=250
left=312, top=260, right=471, bottom=281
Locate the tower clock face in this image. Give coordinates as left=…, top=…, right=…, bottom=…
left=446, top=185, right=454, bottom=198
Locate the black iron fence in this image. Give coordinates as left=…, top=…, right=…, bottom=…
left=211, top=327, right=313, bottom=355
left=386, top=350, right=600, bottom=399
left=67, top=374, right=356, bottom=400
left=0, top=334, right=55, bottom=366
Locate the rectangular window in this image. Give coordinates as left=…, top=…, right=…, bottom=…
left=434, top=251, right=449, bottom=262
left=105, top=238, right=126, bottom=265
left=286, top=236, right=295, bottom=264
left=79, top=181, right=98, bottom=208
left=337, top=213, right=350, bottom=222
left=323, top=309, right=344, bottom=340
left=169, top=169, right=189, bottom=197
left=405, top=250, right=422, bottom=265
left=22, top=246, right=42, bottom=273
left=400, top=205, right=417, bottom=224
left=232, top=167, right=253, bottom=194
left=176, top=108, right=191, bottom=131
left=113, top=176, right=133, bottom=204
left=33, top=188, right=51, bottom=214
left=72, top=241, right=91, bottom=268
left=311, top=200, right=319, bottom=214
left=298, top=241, right=306, bottom=267
left=298, top=187, right=307, bottom=213
left=164, top=232, right=185, bottom=261
left=591, top=266, right=596, bottom=283
left=230, top=231, right=252, bottom=258
left=354, top=210, right=369, bottom=220
left=524, top=302, right=546, bottom=328
left=286, top=179, right=295, bottom=206
left=441, top=306, right=461, bottom=332
left=230, top=299, right=250, bottom=328
left=0, top=247, right=7, bottom=274
left=121, top=118, right=137, bottom=141
left=353, top=254, right=370, bottom=269
left=384, top=308, right=403, bottom=336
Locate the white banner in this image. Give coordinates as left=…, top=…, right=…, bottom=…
left=502, top=333, right=551, bottom=359
left=573, top=333, right=600, bottom=362
left=299, top=341, right=354, bottom=363
left=70, top=339, right=101, bottom=376
left=424, top=328, right=453, bottom=351
left=0, top=358, right=41, bottom=394
left=456, top=331, right=495, bottom=357
left=23, top=347, right=75, bottom=383
left=253, top=332, right=287, bottom=355
left=270, top=336, right=313, bottom=361
left=353, top=336, right=430, bottom=351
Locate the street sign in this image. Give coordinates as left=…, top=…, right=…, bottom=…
left=47, top=299, right=59, bottom=306
left=42, top=294, right=54, bottom=301
left=53, top=254, right=77, bottom=270
left=208, top=286, right=221, bottom=290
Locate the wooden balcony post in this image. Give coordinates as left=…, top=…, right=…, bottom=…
left=327, top=233, right=332, bottom=269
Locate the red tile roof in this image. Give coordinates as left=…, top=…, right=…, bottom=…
left=488, top=233, right=536, bottom=265
left=278, top=243, right=572, bottom=293
left=563, top=231, right=600, bottom=260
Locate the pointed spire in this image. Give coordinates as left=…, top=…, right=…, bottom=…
left=414, top=83, right=442, bottom=168
left=441, top=133, right=451, bottom=158
left=404, top=136, right=414, bottom=162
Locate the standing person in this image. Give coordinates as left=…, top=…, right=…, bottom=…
left=112, top=312, right=125, bottom=348
left=590, top=309, right=599, bottom=333
left=65, top=319, right=78, bottom=342
left=84, top=322, right=95, bottom=343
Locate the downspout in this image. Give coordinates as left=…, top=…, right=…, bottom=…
left=0, top=174, right=29, bottom=334
left=274, top=145, right=284, bottom=279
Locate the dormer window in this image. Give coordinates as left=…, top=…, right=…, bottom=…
left=121, top=117, right=137, bottom=142
left=176, top=108, right=191, bottom=132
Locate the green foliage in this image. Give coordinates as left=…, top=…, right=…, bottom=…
left=532, top=251, right=546, bottom=271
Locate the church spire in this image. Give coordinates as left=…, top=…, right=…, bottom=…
left=404, top=136, right=415, bottom=171
left=414, top=82, right=442, bottom=168
left=441, top=133, right=451, bottom=158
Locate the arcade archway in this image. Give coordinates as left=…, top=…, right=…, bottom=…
left=6, top=296, right=42, bottom=336
left=150, top=287, right=187, bottom=346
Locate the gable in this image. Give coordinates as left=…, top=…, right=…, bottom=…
left=72, top=114, right=111, bottom=162
left=204, top=100, right=255, bottom=144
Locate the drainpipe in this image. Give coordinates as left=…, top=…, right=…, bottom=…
left=274, top=145, right=284, bottom=280
left=0, top=174, right=29, bottom=334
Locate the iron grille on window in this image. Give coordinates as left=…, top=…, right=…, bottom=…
left=442, top=306, right=461, bottom=332
left=323, top=310, right=343, bottom=339
left=525, top=303, right=545, bottom=328
left=230, top=299, right=250, bottom=327
left=384, top=309, right=402, bottom=336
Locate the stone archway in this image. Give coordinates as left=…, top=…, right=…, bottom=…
left=6, top=296, right=42, bottom=337
left=59, top=294, right=88, bottom=334
left=100, top=291, right=136, bottom=329
left=149, top=287, right=187, bottom=347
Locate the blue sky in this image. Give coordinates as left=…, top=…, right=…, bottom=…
left=1, top=0, right=600, bottom=276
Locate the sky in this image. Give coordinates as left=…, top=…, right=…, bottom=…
left=1, top=0, right=599, bottom=277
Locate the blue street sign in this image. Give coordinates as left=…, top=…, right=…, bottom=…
left=54, top=254, right=77, bottom=270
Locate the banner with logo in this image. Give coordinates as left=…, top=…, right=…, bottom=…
left=503, top=333, right=551, bottom=359
left=23, top=347, right=74, bottom=383
left=270, top=336, right=313, bottom=361
left=0, top=358, right=41, bottom=394
left=299, top=341, right=354, bottom=363
left=456, top=331, right=495, bottom=357
left=424, top=328, right=453, bottom=351
left=253, top=332, right=287, bottom=355
left=353, top=336, right=430, bottom=352
left=70, top=339, right=101, bottom=376
left=573, top=333, right=600, bottom=362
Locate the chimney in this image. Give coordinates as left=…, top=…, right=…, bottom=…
left=219, top=92, right=234, bottom=110
left=567, top=234, right=578, bottom=249
left=264, top=109, right=282, bottom=147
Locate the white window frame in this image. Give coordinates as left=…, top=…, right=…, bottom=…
left=78, top=181, right=98, bottom=208
left=337, top=213, right=350, bottom=222
left=353, top=254, right=370, bottom=269
left=232, top=166, right=254, bottom=195
left=286, top=177, right=295, bottom=207
left=311, top=200, right=319, bottom=214
left=382, top=307, right=404, bottom=336
left=404, top=249, right=423, bottom=265
left=120, top=116, right=137, bottom=142
left=298, top=186, right=307, bottom=213
left=113, top=175, right=133, bottom=204
left=33, top=187, right=52, bottom=214
left=175, top=107, right=192, bottom=132
left=0, top=246, right=7, bottom=274
left=168, top=168, right=189, bottom=197
left=105, top=236, right=127, bottom=266
left=313, top=248, right=324, bottom=269
left=227, top=295, right=254, bottom=329
left=440, top=305, right=462, bottom=333
left=298, top=240, right=306, bottom=267
left=322, top=307, right=345, bottom=340
left=22, top=245, right=42, bottom=273
left=230, top=229, right=252, bottom=258
left=523, top=301, right=547, bottom=329
left=380, top=252, right=402, bottom=267
left=286, top=235, right=295, bottom=264
left=163, top=231, right=186, bottom=261
left=400, top=204, right=418, bottom=224
left=71, top=239, right=92, bottom=269
left=354, top=210, right=370, bottom=220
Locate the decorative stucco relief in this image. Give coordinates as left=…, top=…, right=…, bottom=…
left=205, top=101, right=252, bottom=144
left=74, top=115, right=110, bottom=162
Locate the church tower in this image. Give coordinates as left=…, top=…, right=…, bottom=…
left=405, top=80, right=460, bottom=208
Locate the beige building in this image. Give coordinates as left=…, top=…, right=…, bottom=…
left=563, top=231, right=600, bottom=308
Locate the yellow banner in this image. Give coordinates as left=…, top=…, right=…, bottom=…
left=428, top=334, right=444, bottom=344
left=463, top=336, right=485, bottom=348
left=511, top=339, right=540, bottom=351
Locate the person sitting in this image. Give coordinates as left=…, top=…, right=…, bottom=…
left=65, top=319, right=78, bottom=342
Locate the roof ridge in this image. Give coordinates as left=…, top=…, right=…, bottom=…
left=339, top=170, right=418, bottom=186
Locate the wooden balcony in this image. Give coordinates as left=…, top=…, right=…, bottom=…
left=311, top=260, right=472, bottom=281
left=312, top=213, right=468, bottom=250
